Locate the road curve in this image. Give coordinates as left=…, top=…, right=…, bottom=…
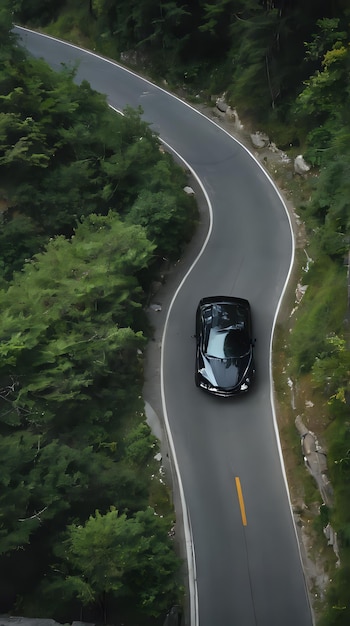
left=15, top=27, right=313, bottom=626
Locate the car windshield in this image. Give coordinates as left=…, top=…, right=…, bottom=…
left=203, top=303, right=250, bottom=358
left=207, top=328, right=250, bottom=358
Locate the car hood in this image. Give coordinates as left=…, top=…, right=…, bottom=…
left=200, top=353, right=251, bottom=390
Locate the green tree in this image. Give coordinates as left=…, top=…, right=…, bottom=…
left=49, top=507, right=181, bottom=618
left=297, top=43, right=349, bottom=126
left=1, top=33, right=194, bottom=276
left=0, top=430, right=41, bottom=553
left=303, top=18, right=347, bottom=65
left=0, top=211, right=159, bottom=556
left=0, top=9, right=183, bottom=616
left=12, top=0, right=60, bottom=25
left=123, top=422, right=157, bottom=465
left=0, top=214, right=43, bottom=283
left=0, top=2, right=24, bottom=60
left=0, top=212, right=153, bottom=427
left=127, top=187, right=196, bottom=260
left=295, top=29, right=350, bottom=259
left=0, top=433, right=127, bottom=554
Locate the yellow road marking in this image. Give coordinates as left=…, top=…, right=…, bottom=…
left=235, top=476, right=247, bottom=526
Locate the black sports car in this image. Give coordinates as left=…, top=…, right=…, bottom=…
left=195, top=296, right=255, bottom=397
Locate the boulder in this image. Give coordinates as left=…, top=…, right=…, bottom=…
left=183, top=185, right=195, bottom=195
left=149, top=303, right=162, bottom=312
left=226, top=107, right=244, bottom=131
left=294, top=155, right=311, bottom=175
left=250, top=131, right=270, bottom=149
left=216, top=97, right=228, bottom=113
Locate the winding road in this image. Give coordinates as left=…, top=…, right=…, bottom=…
left=15, top=26, right=313, bottom=626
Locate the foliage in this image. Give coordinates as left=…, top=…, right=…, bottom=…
left=312, top=335, right=350, bottom=405
left=0, top=12, right=189, bottom=618
left=0, top=435, right=122, bottom=554
left=127, top=187, right=196, bottom=261
left=289, top=258, right=346, bottom=373
left=303, top=18, right=348, bottom=63
left=9, top=0, right=350, bottom=622
left=319, top=560, right=350, bottom=626
left=0, top=46, right=194, bottom=279
left=0, top=213, right=156, bottom=554
left=319, top=415, right=350, bottom=625
left=12, top=0, right=61, bottom=25
left=47, top=507, right=181, bottom=616
left=295, top=23, right=350, bottom=264
left=24, top=0, right=345, bottom=113
left=292, top=24, right=350, bottom=614
left=297, top=43, right=349, bottom=123
left=0, top=213, right=151, bottom=397
left=0, top=214, right=44, bottom=283
left=123, top=422, right=157, bottom=465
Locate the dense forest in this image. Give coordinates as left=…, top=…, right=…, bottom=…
left=0, top=4, right=198, bottom=623
left=4, top=0, right=350, bottom=624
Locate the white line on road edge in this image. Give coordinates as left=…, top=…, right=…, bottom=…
left=159, top=139, right=213, bottom=626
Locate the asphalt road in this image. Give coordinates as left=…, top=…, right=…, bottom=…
left=15, top=27, right=313, bottom=626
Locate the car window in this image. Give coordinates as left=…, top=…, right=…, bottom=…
left=207, top=328, right=250, bottom=358
left=202, top=302, right=251, bottom=358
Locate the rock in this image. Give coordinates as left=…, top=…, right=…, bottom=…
left=301, top=432, right=317, bottom=457
left=295, top=415, right=308, bottom=437
left=296, top=282, right=308, bottom=303
left=216, top=97, right=228, bottom=113
left=226, top=107, right=244, bottom=131
left=279, top=151, right=291, bottom=164
left=268, top=141, right=279, bottom=153
left=149, top=303, right=162, bottom=312
left=183, top=185, right=195, bottom=195
left=296, top=416, right=334, bottom=508
left=250, top=131, right=270, bottom=149
left=120, top=49, right=137, bottom=65
left=294, top=155, right=311, bottom=175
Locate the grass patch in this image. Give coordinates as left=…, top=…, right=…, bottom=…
left=289, top=257, right=347, bottom=374
left=43, top=0, right=102, bottom=52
